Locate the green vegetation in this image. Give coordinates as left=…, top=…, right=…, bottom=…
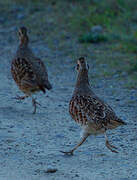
left=69, top=0, right=137, bottom=50
left=79, top=33, right=108, bottom=43
left=0, top=0, right=137, bottom=88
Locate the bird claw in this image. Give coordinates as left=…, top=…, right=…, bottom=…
left=105, top=140, right=119, bottom=153
left=109, top=144, right=118, bottom=153
left=110, top=144, right=118, bottom=150
left=60, top=150, right=74, bottom=156
left=14, top=95, right=27, bottom=100
left=111, top=149, right=118, bottom=153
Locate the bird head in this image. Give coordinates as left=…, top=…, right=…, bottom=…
left=76, top=57, right=89, bottom=72
left=18, top=26, right=29, bottom=45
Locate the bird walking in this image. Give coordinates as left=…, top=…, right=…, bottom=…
left=11, top=27, right=52, bottom=113
left=61, top=57, right=126, bottom=155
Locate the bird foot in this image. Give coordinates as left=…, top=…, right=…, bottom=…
left=14, top=95, right=28, bottom=100
left=60, top=150, right=74, bottom=156
left=110, top=148, right=118, bottom=153
left=106, top=140, right=118, bottom=153
left=32, top=98, right=41, bottom=114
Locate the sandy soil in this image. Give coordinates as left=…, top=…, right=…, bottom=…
left=0, top=28, right=137, bottom=180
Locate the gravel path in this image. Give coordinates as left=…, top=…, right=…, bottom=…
left=0, top=33, right=137, bottom=180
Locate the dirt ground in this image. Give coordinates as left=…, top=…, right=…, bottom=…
left=0, top=1, right=137, bottom=180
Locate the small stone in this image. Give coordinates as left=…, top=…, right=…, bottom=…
left=34, top=169, right=41, bottom=174
left=17, top=14, right=25, bottom=20
left=91, top=25, right=103, bottom=34
left=113, top=74, right=119, bottom=78
left=44, top=168, right=58, bottom=173
left=6, top=139, right=15, bottom=143
left=0, top=17, right=5, bottom=23
left=9, top=125, right=14, bottom=128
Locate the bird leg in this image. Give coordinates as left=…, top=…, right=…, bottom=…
left=60, top=134, right=89, bottom=155
left=15, top=95, right=29, bottom=100
left=32, top=98, right=41, bottom=114
left=104, top=132, right=118, bottom=153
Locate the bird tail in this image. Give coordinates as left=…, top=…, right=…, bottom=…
left=44, top=81, right=52, bottom=90
left=39, top=85, right=46, bottom=93
left=116, top=118, right=127, bottom=125
left=107, top=118, right=127, bottom=130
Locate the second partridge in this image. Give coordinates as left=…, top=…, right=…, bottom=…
left=11, top=27, right=52, bottom=113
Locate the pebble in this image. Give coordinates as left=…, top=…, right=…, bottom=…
left=91, top=25, right=103, bottom=34
left=17, top=14, right=25, bottom=20
left=0, top=17, right=5, bottom=23
left=44, top=167, right=58, bottom=173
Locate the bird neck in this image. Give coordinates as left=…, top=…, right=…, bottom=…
left=76, top=69, right=89, bottom=86
left=19, top=36, right=29, bottom=48
left=17, top=36, right=33, bottom=58
left=74, top=69, right=90, bottom=95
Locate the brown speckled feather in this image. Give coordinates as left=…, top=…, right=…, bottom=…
left=11, top=57, right=41, bottom=94
left=31, top=57, right=52, bottom=90
left=11, top=27, right=52, bottom=96
left=69, top=95, right=121, bottom=128
left=11, top=27, right=52, bottom=113
left=69, top=57, right=126, bottom=131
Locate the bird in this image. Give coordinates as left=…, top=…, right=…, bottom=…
left=61, top=57, right=126, bottom=155
left=11, top=26, right=52, bottom=114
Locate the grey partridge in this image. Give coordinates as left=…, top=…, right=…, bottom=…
left=11, top=27, right=52, bottom=113
left=61, top=57, right=126, bottom=155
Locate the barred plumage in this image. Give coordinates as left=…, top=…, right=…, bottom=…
left=61, top=57, right=126, bottom=155
left=11, top=58, right=38, bottom=93
left=11, top=27, right=52, bottom=113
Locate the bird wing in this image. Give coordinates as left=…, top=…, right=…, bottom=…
left=11, top=57, right=44, bottom=92
left=69, top=95, right=116, bottom=127
left=31, top=58, right=52, bottom=90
